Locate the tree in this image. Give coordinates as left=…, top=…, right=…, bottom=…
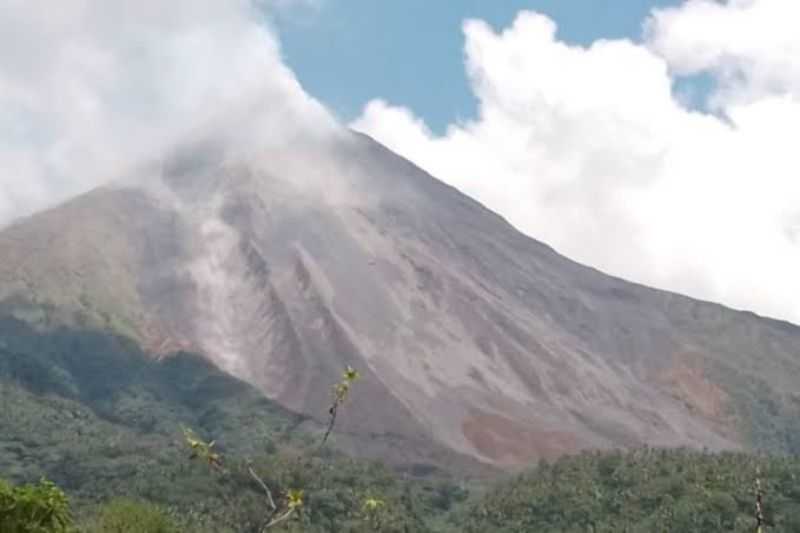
left=0, top=478, right=73, bottom=533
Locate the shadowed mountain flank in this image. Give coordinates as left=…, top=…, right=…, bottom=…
left=2, top=129, right=800, bottom=469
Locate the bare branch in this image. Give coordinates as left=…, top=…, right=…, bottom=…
left=262, top=508, right=296, bottom=531
left=248, top=465, right=277, bottom=512
left=320, top=404, right=338, bottom=449
left=755, top=467, right=765, bottom=533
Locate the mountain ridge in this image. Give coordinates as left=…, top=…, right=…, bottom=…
left=2, top=128, right=800, bottom=468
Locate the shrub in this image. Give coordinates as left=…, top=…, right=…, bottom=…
left=82, top=499, right=178, bottom=533
left=0, top=478, right=73, bottom=533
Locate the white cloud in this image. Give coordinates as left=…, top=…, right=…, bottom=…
left=352, top=2, right=800, bottom=324
left=646, top=0, right=800, bottom=107
left=0, top=0, right=332, bottom=226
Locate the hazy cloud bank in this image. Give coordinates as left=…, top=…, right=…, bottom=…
left=0, top=0, right=331, bottom=226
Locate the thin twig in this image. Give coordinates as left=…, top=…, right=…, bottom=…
left=262, top=508, right=296, bottom=531
left=248, top=464, right=283, bottom=532
left=755, top=467, right=765, bottom=533
left=248, top=465, right=277, bottom=512
left=320, top=404, right=338, bottom=449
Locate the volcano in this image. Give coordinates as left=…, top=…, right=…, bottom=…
left=2, top=124, right=800, bottom=469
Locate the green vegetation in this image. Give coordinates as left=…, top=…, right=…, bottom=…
left=81, top=499, right=179, bottom=533
left=453, top=448, right=800, bottom=532
left=0, top=478, right=72, bottom=533
left=179, top=365, right=366, bottom=530
left=6, top=316, right=800, bottom=531
left=710, top=360, right=800, bottom=455
left=0, top=317, right=465, bottom=531
left=10, top=448, right=800, bottom=532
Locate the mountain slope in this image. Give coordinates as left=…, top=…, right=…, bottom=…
left=0, top=315, right=306, bottom=493
left=2, top=128, right=800, bottom=467
left=0, top=316, right=477, bottom=531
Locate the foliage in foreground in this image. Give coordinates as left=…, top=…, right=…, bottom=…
left=0, top=478, right=72, bottom=533
left=12, top=448, right=800, bottom=532
left=10, top=449, right=800, bottom=533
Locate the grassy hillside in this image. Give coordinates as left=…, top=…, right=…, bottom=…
left=0, top=317, right=468, bottom=531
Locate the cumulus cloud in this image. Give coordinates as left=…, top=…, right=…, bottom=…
left=0, top=0, right=332, bottom=226
left=351, top=1, right=800, bottom=324
left=647, top=0, right=800, bottom=107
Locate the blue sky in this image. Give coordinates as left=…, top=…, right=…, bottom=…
left=273, top=0, right=683, bottom=133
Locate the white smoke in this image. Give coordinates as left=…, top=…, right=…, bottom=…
left=0, top=0, right=332, bottom=227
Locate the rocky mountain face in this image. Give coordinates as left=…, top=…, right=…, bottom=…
left=2, top=127, right=800, bottom=469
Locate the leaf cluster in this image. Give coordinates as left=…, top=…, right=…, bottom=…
left=0, top=478, right=73, bottom=533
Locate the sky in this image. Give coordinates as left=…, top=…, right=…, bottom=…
left=273, top=0, right=684, bottom=133
left=1, top=0, right=800, bottom=326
